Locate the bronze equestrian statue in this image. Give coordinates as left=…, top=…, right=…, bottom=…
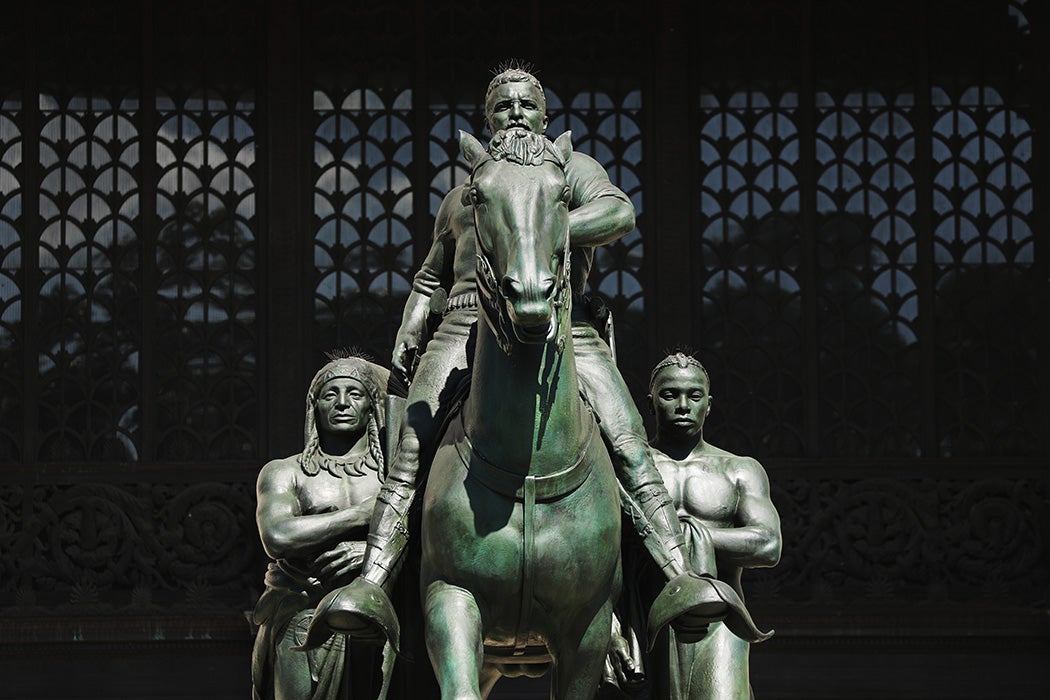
left=304, top=129, right=768, bottom=698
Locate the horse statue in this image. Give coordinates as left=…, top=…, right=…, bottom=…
left=415, top=128, right=622, bottom=698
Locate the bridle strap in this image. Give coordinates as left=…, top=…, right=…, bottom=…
left=469, top=156, right=573, bottom=356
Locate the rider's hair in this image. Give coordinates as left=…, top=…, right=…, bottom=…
left=648, top=351, right=711, bottom=393
left=485, top=60, right=545, bottom=109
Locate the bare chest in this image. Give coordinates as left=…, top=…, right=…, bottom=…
left=296, top=469, right=381, bottom=515
left=656, top=455, right=739, bottom=527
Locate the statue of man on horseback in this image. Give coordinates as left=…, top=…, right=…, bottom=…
left=302, top=63, right=768, bottom=698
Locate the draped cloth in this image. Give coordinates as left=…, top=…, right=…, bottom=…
left=251, top=563, right=357, bottom=700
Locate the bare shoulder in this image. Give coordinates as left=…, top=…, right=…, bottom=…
left=725, top=452, right=771, bottom=491
left=648, top=445, right=681, bottom=478
left=648, top=444, right=678, bottom=468
left=257, top=455, right=300, bottom=491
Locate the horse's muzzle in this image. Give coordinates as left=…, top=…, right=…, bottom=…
left=512, top=317, right=554, bottom=344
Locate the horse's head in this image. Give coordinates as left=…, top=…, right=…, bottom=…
left=460, top=128, right=573, bottom=349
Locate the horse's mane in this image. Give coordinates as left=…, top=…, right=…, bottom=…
left=488, top=129, right=564, bottom=168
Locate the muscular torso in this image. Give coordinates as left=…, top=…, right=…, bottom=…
left=278, top=459, right=381, bottom=571
left=651, top=449, right=742, bottom=530
left=294, top=465, right=381, bottom=523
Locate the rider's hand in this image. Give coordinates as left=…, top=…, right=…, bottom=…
left=391, top=334, right=420, bottom=380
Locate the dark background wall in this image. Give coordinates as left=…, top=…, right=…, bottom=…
left=0, top=1, right=1046, bottom=698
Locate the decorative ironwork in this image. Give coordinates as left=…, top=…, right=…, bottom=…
left=313, top=89, right=415, bottom=361
left=697, top=89, right=806, bottom=457
left=549, top=90, right=648, bottom=393
left=153, top=90, right=259, bottom=461
left=748, top=472, right=1050, bottom=605
left=814, top=90, right=922, bottom=457
left=0, top=482, right=258, bottom=611
left=309, top=1, right=416, bottom=364
left=0, top=96, right=22, bottom=463
left=36, top=95, right=142, bottom=463
left=931, top=85, right=1036, bottom=457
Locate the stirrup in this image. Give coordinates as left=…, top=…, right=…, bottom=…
left=647, top=572, right=773, bottom=649
left=296, top=577, right=401, bottom=653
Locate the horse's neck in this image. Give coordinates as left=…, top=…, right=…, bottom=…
left=463, top=323, right=589, bottom=476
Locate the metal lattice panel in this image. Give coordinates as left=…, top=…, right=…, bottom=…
left=0, top=481, right=257, bottom=610
left=814, top=91, right=922, bottom=458
left=549, top=89, right=648, bottom=393
left=36, top=95, right=142, bottom=462
left=312, top=88, right=415, bottom=360
left=154, top=90, right=259, bottom=460
left=697, top=89, right=807, bottom=456
left=0, top=96, right=22, bottom=462
left=30, top=0, right=142, bottom=464
left=931, top=85, right=1037, bottom=457
left=748, top=469, right=1050, bottom=604
left=309, top=1, right=416, bottom=365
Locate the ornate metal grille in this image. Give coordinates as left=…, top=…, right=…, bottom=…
left=0, top=94, right=22, bottom=463
left=931, top=85, right=1036, bottom=456
left=312, top=89, right=415, bottom=362
left=814, top=91, right=922, bottom=458
left=309, top=2, right=417, bottom=365
left=695, top=0, right=808, bottom=456
left=153, top=90, right=259, bottom=461
left=697, top=89, right=806, bottom=456
left=37, top=94, right=142, bottom=462
left=549, top=90, right=648, bottom=392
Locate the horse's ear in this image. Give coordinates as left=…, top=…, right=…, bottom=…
left=553, top=130, right=573, bottom=164
left=459, top=130, right=488, bottom=167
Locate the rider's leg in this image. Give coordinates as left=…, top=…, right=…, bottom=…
left=361, top=310, right=476, bottom=588
left=423, top=580, right=486, bottom=700
left=573, top=325, right=771, bottom=644
left=572, top=324, right=694, bottom=580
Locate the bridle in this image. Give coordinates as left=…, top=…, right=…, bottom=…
left=468, top=152, right=572, bottom=356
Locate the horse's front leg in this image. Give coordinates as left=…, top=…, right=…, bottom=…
left=548, top=599, right=614, bottom=700
left=424, top=580, right=486, bottom=700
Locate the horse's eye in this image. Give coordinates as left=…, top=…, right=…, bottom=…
left=469, top=186, right=485, bottom=205
left=560, top=185, right=571, bottom=203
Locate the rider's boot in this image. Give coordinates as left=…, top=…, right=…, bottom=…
left=360, top=479, right=415, bottom=588
left=626, top=480, right=689, bottom=579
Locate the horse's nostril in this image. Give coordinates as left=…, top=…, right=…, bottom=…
left=501, top=276, right=521, bottom=302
